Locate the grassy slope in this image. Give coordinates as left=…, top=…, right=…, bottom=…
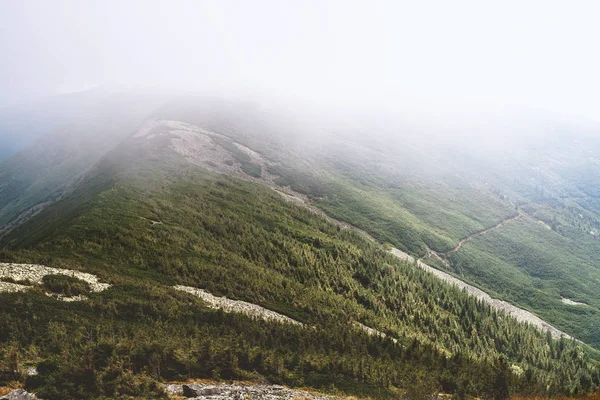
left=1, top=98, right=599, bottom=397
left=1, top=144, right=598, bottom=398
left=156, top=101, right=600, bottom=350
left=449, top=217, right=600, bottom=348
left=315, top=178, right=516, bottom=256
left=0, top=91, right=166, bottom=230
left=324, top=177, right=600, bottom=348
left=155, top=98, right=516, bottom=255
left=246, top=136, right=600, bottom=349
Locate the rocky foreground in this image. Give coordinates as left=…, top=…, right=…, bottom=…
left=166, top=382, right=345, bottom=400
left=0, top=389, right=36, bottom=400
left=0, top=382, right=348, bottom=400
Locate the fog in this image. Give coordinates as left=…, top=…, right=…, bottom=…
left=3, top=0, right=600, bottom=136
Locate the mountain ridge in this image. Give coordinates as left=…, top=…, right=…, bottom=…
left=2, top=92, right=600, bottom=398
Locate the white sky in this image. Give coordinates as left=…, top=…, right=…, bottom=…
left=1, top=0, right=600, bottom=119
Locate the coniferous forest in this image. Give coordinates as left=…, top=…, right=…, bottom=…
left=0, top=148, right=598, bottom=399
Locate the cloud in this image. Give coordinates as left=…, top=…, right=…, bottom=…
left=1, top=0, right=600, bottom=120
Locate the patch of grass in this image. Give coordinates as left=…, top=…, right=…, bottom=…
left=42, top=275, right=91, bottom=297
left=211, top=135, right=251, bottom=164
left=240, top=162, right=261, bottom=178
left=0, top=277, right=34, bottom=286
left=419, top=254, right=448, bottom=271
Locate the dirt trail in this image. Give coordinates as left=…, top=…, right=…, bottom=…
left=520, top=211, right=553, bottom=230
left=426, top=213, right=523, bottom=273
left=446, top=213, right=522, bottom=255
left=436, top=208, right=551, bottom=263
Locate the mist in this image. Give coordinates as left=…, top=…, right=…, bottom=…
left=2, top=0, right=600, bottom=123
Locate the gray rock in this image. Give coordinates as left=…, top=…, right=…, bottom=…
left=172, top=382, right=342, bottom=399
left=173, top=286, right=303, bottom=326
left=0, top=389, right=36, bottom=400
left=165, top=383, right=183, bottom=395
left=182, top=384, right=222, bottom=397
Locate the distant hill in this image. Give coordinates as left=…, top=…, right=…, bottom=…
left=0, top=88, right=119, bottom=161
left=0, top=88, right=170, bottom=235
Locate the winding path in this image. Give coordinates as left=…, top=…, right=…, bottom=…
left=424, top=213, right=522, bottom=270
left=446, top=213, right=522, bottom=255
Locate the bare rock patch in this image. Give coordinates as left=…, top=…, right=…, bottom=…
left=0, top=263, right=110, bottom=301
left=167, top=382, right=344, bottom=399
left=174, top=285, right=302, bottom=326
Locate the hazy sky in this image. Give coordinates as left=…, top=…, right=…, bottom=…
left=2, top=0, right=600, bottom=119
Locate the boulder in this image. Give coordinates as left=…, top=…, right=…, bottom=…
left=182, top=384, right=222, bottom=397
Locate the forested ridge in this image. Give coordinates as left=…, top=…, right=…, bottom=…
left=0, top=145, right=599, bottom=399
left=174, top=101, right=600, bottom=349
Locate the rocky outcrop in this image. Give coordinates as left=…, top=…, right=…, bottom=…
left=174, top=285, right=303, bottom=326
left=133, top=120, right=376, bottom=243
left=134, top=120, right=274, bottom=182
left=354, top=322, right=398, bottom=344
left=0, top=281, right=29, bottom=293
left=182, top=384, right=224, bottom=397
left=167, top=382, right=343, bottom=399
left=561, top=298, right=587, bottom=306
left=0, top=389, right=36, bottom=400
left=0, top=263, right=111, bottom=301
left=0, top=263, right=110, bottom=292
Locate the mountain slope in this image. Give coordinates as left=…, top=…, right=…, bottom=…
left=145, top=98, right=600, bottom=348
left=0, top=89, right=170, bottom=237
left=0, top=124, right=598, bottom=399
left=2, top=93, right=600, bottom=398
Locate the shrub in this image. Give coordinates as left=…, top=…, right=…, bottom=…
left=42, top=275, right=91, bottom=296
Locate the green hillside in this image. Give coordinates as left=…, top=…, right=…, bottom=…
left=3, top=95, right=600, bottom=399
left=449, top=216, right=600, bottom=348
left=0, top=89, right=168, bottom=234
left=150, top=98, right=600, bottom=349
left=1, top=142, right=598, bottom=399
